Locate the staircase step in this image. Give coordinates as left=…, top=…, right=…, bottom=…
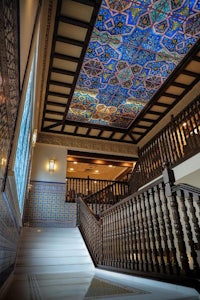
left=14, top=226, right=94, bottom=275
left=15, top=256, right=93, bottom=266
left=14, top=264, right=94, bottom=275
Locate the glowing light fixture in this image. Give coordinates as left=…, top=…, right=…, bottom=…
left=49, top=159, right=55, bottom=173
left=1, top=158, right=6, bottom=166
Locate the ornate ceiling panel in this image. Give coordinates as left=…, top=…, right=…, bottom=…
left=42, top=0, right=200, bottom=143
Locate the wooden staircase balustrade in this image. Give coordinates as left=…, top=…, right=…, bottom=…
left=66, top=177, right=128, bottom=204
left=77, top=166, right=200, bottom=292
left=84, top=181, right=129, bottom=215
left=129, top=96, right=200, bottom=193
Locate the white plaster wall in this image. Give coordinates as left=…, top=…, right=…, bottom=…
left=174, top=153, right=200, bottom=188
left=31, top=143, right=67, bottom=183
left=20, top=0, right=39, bottom=88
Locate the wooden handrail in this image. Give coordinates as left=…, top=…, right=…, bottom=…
left=84, top=181, right=129, bottom=215
left=66, top=177, right=127, bottom=203
left=129, top=96, right=200, bottom=193
left=77, top=165, right=200, bottom=291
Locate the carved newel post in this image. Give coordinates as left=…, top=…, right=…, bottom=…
left=163, top=162, right=190, bottom=275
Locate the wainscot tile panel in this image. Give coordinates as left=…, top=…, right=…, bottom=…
left=0, top=181, right=21, bottom=287
left=23, top=181, right=77, bottom=228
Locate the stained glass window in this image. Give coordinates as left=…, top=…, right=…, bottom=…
left=68, top=0, right=200, bottom=129
left=14, top=61, right=34, bottom=214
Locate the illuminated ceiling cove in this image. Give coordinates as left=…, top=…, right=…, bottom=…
left=67, top=0, right=200, bottom=129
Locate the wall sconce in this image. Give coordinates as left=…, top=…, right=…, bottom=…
left=1, top=158, right=6, bottom=166
left=49, top=159, right=55, bottom=173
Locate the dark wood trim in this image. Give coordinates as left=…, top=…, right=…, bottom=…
left=46, top=101, right=66, bottom=107
left=54, top=52, right=79, bottom=62
left=51, top=67, right=76, bottom=76
left=67, top=150, right=137, bottom=163
left=56, top=35, right=85, bottom=47
left=59, top=15, right=91, bottom=29
left=45, top=110, right=64, bottom=116
left=47, top=91, right=70, bottom=98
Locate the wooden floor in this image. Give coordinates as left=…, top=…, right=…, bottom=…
left=1, top=227, right=199, bottom=300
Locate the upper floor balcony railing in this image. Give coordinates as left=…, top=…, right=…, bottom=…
left=129, top=95, right=200, bottom=193
left=66, top=176, right=128, bottom=204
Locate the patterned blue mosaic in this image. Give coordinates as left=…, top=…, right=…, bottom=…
left=67, top=0, right=200, bottom=129
left=24, top=181, right=77, bottom=228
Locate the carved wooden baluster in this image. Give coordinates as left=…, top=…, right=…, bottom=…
left=129, top=197, right=138, bottom=270
left=120, top=204, right=126, bottom=269
left=154, top=184, right=169, bottom=274
left=106, top=211, right=110, bottom=266
left=102, top=213, right=107, bottom=265
left=149, top=188, right=163, bottom=272
left=133, top=196, right=142, bottom=271
left=110, top=210, right=115, bottom=267
left=123, top=202, right=130, bottom=269
left=146, top=189, right=160, bottom=273
left=163, top=165, right=190, bottom=275
left=191, top=193, right=200, bottom=251
left=117, top=205, right=123, bottom=269
left=165, top=126, right=174, bottom=163
left=104, top=212, right=109, bottom=266
left=170, top=193, right=190, bottom=274
left=136, top=194, right=146, bottom=271
left=126, top=200, right=133, bottom=270
left=111, top=208, right=117, bottom=268
left=139, top=193, right=149, bottom=272
left=106, top=212, right=111, bottom=265
left=159, top=182, right=178, bottom=274
left=179, top=189, right=200, bottom=271
left=111, top=209, right=116, bottom=267
left=107, top=210, right=112, bottom=266
left=141, top=192, right=154, bottom=272
left=115, top=206, right=121, bottom=268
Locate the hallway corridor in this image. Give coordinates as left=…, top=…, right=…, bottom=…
left=1, top=227, right=199, bottom=300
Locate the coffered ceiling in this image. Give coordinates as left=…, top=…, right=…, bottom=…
left=41, top=0, right=200, bottom=144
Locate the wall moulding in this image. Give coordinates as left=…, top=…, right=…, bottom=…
left=37, top=132, right=138, bottom=158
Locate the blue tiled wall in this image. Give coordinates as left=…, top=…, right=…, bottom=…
left=0, top=178, right=21, bottom=287
left=23, top=181, right=77, bottom=228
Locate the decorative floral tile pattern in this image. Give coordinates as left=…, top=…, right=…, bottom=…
left=67, top=0, right=200, bottom=129
left=23, top=181, right=77, bottom=228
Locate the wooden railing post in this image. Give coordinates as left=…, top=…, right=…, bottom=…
left=163, top=162, right=190, bottom=275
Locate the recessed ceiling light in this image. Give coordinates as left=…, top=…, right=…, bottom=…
left=73, top=161, right=77, bottom=164
left=70, top=168, right=74, bottom=171
left=95, top=170, right=99, bottom=173
left=109, top=164, right=113, bottom=167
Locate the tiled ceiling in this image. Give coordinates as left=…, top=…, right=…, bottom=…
left=42, top=0, right=200, bottom=144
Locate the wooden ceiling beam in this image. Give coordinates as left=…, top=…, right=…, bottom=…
left=51, top=67, right=76, bottom=76
left=68, top=150, right=137, bottom=163
left=193, top=56, right=200, bottom=62
left=43, top=122, right=63, bottom=130
left=54, top=52, right=79, bottom=63
left=170, top=82, right=189, bottom=88
left=162, top=92, right=178, bottom=98
left=64, top=120, right=127, bottom=133
left=72, top=0, right=101, bottom=7
left=45, top=109, right=64, bottom=116
left=50, top=80, right=72, bottom=88
left=48, top=91, right=70, bottom=98
left=46, top=101, right=66, bottom=107
left=182, top=69, right=199, bottom=77
left=56, top=35, right=85, bottom=47
left=59, top=15, right=91, bottom=29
